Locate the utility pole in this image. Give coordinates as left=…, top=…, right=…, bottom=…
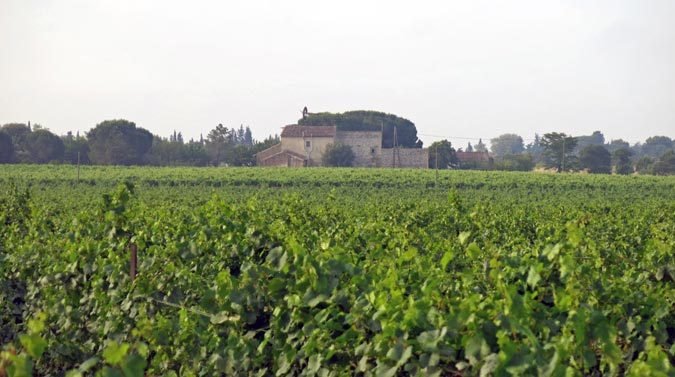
left=77, top=152, right=81, bottom=183
left=561, top=137, right=566, bottom=172
left=435, top=145, right=439, bottom=186
left=392, top=126, right=397, bottom=168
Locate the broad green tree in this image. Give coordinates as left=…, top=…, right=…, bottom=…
left=641, top=136, right=673, bottom=158
left=428, top=140, right=458, bottom=169
left=299, top=110, right=422, bottom=148
left=525, top=133, right=545, bottom=164
left=575, top=131, right=605, bottom=152
left=613, top=148, right=633, bottom=175
left=147, top=136, right=186, bottom=166
left=606, top=139, right=630, bottom=154
left=87, top=120, right=153, bottom=165
left=652, top=150, right=675, bottom=175
left=206, top=124, right=233, bottom=166
left=494, top=154, right=534, bottom=171
left=24, top=129, right=65, bottom=163
left=1, top=123, right=31, bottom=161
left=579, top=144, right=611, bottom=174
left=322, top=143, right=355, bottom=167
left=635, top=156, right=654, bottom=174
left=181, top=142, right=210, bottom=166
left=62, top=131, right=90, bottom=164
left=0, top=131, right=14, bottom=163
left=490, top=134, right=524, bottom=157
left=541, top=132, right=577, bottom=172
left=1, top=123, right=31, bottom=146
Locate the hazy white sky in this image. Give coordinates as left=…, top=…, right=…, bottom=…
left=1, top=0, right=674, bottom=147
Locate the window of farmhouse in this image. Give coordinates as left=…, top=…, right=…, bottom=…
left=305, top=140, right=311, bottom=148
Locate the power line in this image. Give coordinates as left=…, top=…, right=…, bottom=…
left=417, top=133, right=539, bottom=142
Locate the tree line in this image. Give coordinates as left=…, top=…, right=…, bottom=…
left=0, top=120, right=279, bottom=167
left=427, top=131, right=675, bottom=175
left=1, top=119, right=673, bottom=174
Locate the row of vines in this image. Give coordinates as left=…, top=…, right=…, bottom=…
left=1, top=166, right=674, bottom=376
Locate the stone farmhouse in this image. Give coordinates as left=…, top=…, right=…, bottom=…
left=256, top=125, right=428, bottom=168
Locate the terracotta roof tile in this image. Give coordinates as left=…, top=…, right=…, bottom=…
left=279, top=150, right=307, bottom=160
left=281, top=125, right=336, bottom=138
left=456, top=151, right=490, bottom=162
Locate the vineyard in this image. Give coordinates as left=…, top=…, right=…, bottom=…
left=1, top=165, right=674, bottom=376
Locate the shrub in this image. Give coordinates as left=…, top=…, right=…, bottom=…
left=322, top=143, right=355, bottom=167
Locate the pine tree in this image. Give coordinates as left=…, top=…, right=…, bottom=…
left=474, top=139, right=487, bottom=152
left=238, top=125, right=245, bottom=144
left=244, top=126, right=253, bottom=146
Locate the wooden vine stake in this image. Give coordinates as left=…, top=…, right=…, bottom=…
left=129, top=242, right=137, bottom=281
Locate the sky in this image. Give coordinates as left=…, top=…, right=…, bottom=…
left=1, top=0, right=674, bottom=148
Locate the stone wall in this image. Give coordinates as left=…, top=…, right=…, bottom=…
left=335, top=131, right=382, bottom=167
left=380, top=148, right=429, bottom=168
left=280, top=136, right=334, bottom=166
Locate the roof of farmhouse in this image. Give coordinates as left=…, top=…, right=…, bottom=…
left=456, top=151, right=491, bottom=162
left=281, top=125, right=336, bottom=138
